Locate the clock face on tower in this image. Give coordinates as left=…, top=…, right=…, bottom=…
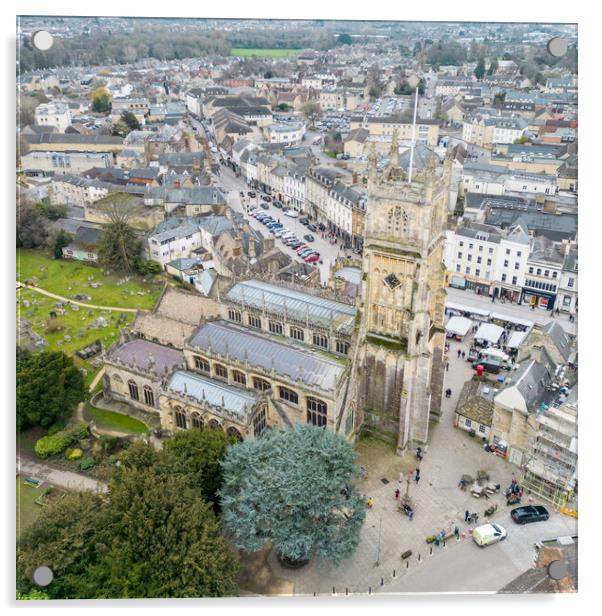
left=384, top=273, right=401, bottom=289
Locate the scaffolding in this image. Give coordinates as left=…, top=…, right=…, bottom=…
left=521, top=400, right=577, bottom=511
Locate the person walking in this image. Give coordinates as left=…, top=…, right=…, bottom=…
left=415, top=469, right=421, bottom=484
left=454, top=526, right=460, bottom=540
left=457, top=349, right=461, bottom=358
left=446, top=361, right=450, bottom=372
left=464, top=510, right=470, bottom=522
left=461, top=351, right=466, bottom=360
left=394, top=488, right=400, bottom=500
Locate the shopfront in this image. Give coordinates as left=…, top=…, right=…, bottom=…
left=464, top=275, right=491, bottom=296
left=521, top=288, right=556, bottom=311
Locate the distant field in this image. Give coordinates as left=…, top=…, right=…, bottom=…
left=229, top=48, right=300, bottom=58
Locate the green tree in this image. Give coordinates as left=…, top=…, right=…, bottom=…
left=514, top=134, right=529, bottom=144
left=487, top=58, right=499, bottom=76
left=412, top=41, right=422, bottom=56
left=16, top=589, right=49, bottom=600
left=16, top=349, right=86, bottom=432
left=135, top=259, right=162, bottom=276
left=96, top=193, right=144, bottom=272
left=301, top=101, right=322, bottom=129
left=120, top=110, right=141, bottom=132
left=474, top=57, right=486, bottom=80
left=52, top=229, right=72, bottom=259
left=337, top=33, right=352, bottom=46
left=91, top=87, right=112, bottom=114
left=220, top=424, right=366, bottom=566
left=17, top=467, right=239, bottom=599
left=164, top=428, right=237, bottom=506
left=16, top=203, right=48, bottom=249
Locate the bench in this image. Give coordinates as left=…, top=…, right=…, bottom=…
left=23, top=476, right=41, bottom=488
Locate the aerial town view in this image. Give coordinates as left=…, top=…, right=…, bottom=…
left=15, top=15, right=578, bottom=600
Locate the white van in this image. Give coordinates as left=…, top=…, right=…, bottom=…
left=472, top=523, right=507, bottom=547
left=480, top=348, right=511, bottom=365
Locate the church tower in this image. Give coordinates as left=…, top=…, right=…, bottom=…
left=356, top=135, right=452, bottom=453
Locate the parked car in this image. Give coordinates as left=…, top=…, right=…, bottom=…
left=263, top=195, right=272, bottom=202
left=247, top=191, right=256, bottom=198
left=260, top=202, right=270, bottom=210
left=289, top=241, right=302, bottom=249
left=284, top=209, right=299, bottom=218
left=298, top=248, right=315, bottom=257
left=307, top=224, right=318, bottom=232
left=304, top=254, right=320, bottom=263
left=303, top=234, right=315, bottom=242
left=295, top=245, right=309, bottom=253
left=510, top=506, right=550, bottom=525
left=472, top=523, right=507, bottom=547
left=299, top=218, right=309, bottom=226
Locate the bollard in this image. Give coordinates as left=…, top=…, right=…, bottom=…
left=332, top=587, right=336, bottom=595
left=430, top=546, right=433, bottom=555
left=346, top=588, right=348, bottom=596
left=406, top=560, right=409, bottom=569
left=380, top=578, right=384, bottom=586
left=369, top=587, right=372, bottom=595
left=393, top=569, right=396, bottom=578
left=443, top=541, right=446, bottom=548
left=418, top=553, right=421, bottom=562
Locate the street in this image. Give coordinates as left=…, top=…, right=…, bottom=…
left=268, top=333, right=577, bottom=595
left=221, top=165, right=354, bottom=284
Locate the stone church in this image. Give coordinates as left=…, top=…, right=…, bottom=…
left=101, top=135, right=450, bottom=454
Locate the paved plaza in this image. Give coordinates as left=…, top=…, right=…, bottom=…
left=268, top=335, right=577, bottom=595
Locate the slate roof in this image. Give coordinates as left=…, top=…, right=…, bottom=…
left=543, top=321, right=572, bottom=362
left=145, top=186, right=226, bottom=205
left=188, top=320, right=346, bottom=391
left=167, top=370, right=258, bottom=416
left=23, top=133, right=123, bottom=146
left=72, top=226, right=103, bottom=247
left=456, top=379, right=495, bottom=426
left=108, top=339, right=184, bottom=374
left=225, top=279, right=356, bottom=335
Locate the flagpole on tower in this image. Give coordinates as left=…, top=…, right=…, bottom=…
left=407, top=87, right=419, bottom=184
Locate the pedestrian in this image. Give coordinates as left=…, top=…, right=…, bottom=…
left=457, top=349, right=461, bottom=358
left=415, top=469, right=421, bottom=484
left=446, top=361, right=450, bottom=372
left=454, top=526, right=460, bottom=540
left=464, top=509, right=470, bottom=522
left=462, top=351, right=466, bottom=359
left=394, top=488, right=400, bottom=500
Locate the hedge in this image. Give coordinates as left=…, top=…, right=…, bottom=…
left=34, top=423, right=89, bottom=458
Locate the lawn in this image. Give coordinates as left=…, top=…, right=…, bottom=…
left=17, top=286, right=134, bottom=382
left=86, top=403, right=149, bottom=435
left=17, top=477, right=45, bottom=537
left=229, top=48, right=301, bottom=58
left=17, top=249, right=163, bottom=310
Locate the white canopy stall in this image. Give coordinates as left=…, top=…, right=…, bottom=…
left=474, top=323, right=504, bottom=346
left=506, top=330, right=529, bottom=349
left=445, top=316, right=473, bottom=339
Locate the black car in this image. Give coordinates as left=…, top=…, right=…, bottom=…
left=273, top=201, right=283, bottom=209
left=248, top=191, right=256, bottom=198
left=260, top=202, right=269, bottom=210
left=303, top=234, right=315, bottom=242
left=299, top=218, right=309, bottom=226
left=263, top=195, right=272, bottom=202
left=510, top=505, right=550, bottom=525
left=307, top=224, right=318, bottom=232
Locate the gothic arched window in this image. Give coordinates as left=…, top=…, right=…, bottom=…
left=226, top=426, right=244, bottom=442
left=191, top=413, right=204, bottom=429
left=143, top=385, right=155, bottom=407
left=128, top=380, right=139, bottom=401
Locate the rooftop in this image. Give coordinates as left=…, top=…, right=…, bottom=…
left=225, top=279, right=356, bottom=335
left=166, top=369, right=258, bottom=417
left=188, top=320, right=346, bottom=391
